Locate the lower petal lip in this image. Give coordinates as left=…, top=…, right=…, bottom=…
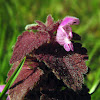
left=70, top=43, right=74, bottom=51
left=64, top=43, right=70, bottom=51
left=63, top=41, right=74, bottom=52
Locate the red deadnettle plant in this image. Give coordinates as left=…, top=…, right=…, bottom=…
left=1, top=15, right=91, bottom=100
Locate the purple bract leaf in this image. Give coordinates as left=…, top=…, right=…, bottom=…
left=56, top=16, right=80, bottom=52
left=35, top=20, right=46, bottom=27
left=7, top=57, right=44, bottom=100
left=46, top=14, right=54, bottom=27
left=25, top=24, right=40, bottom=30
left=10, top=31, right=50, bottom=64
left=25, top=15, right=61, bottom=37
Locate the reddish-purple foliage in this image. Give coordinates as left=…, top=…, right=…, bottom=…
left=7, top=57, right=43, bottom=100
left=34, top=42, right=88, bottom=91
left=10, top=31, right=50, bottom=64
left=10, top=15, right=61, bottom=64
left=8, top=15, right=90, bottom=100
left=27, top=15, right=61, bottom=34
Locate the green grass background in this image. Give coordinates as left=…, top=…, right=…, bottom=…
left=0, top=0, right=100, bottom=100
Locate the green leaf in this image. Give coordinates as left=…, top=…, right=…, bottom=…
left=89, top=79, right=100, bottom=94
left=0, top=57, right=26, bottom=99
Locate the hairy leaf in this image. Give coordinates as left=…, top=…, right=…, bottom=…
left=34, top=42, right=88, bottom=91
left=10, top=15, right=61, bottom=64
left=7, top=57, right=44, bottom=100
left=46, top=14, right=54, bottom=27
left=25, top=15, right=61, bottom=36
left=10, top=31, right=50, bottom=64
left=24, top=72, right=90, bottom=100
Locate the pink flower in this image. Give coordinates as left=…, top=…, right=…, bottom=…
left=0, top=85, right=10, bottom=100
left=56, top=16, right=80, bottom=51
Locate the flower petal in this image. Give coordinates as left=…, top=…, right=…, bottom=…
left=0, top=85, right=9, bottom=94
left=64, top=43, right=70, bottom=51
left=63, top=25, right=73, bottom=39
left=56, top=16, right=79, bottom=52
left=0, top=85, right=10, bottom=100
left=0, top=85, right=5, bottom=93
left=69, top=42, right=74, bottom=51
left=60, top=16, right=80, bottom=26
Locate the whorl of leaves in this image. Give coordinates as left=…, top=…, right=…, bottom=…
left=7, top=57, right=43, bottom=100
left=27, top=15, right=61, bottom=34
left=10, top=15, right=61, bottom=64
left=34, top=42, right=88, bottom=91
left=8, top=15, right=90, bottom=100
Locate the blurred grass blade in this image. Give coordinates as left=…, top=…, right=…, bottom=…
left=0, top=23, right=6, bottom=59
left=89, top=79, right=100, bottom=94
left=0, top=57, right=26, bottom=99
left=86, top=41, right=100, bottom=66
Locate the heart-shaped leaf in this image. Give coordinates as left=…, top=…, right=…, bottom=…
left=10, top=31, right=50, bottom=64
